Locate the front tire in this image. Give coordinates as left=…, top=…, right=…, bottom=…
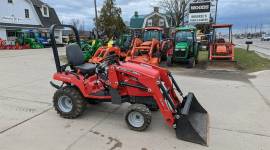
left=125, top=104, right=151, bottom=131
left=53, top=86, right=87, bottom=119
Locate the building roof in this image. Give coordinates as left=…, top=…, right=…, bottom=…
left=129, top=9, right=171, bottom=29
left=34, top=7, right=61, bottom=28
left=130, top=15, right=145, bottom=29
left=31, top=0, right=61, bottom=28
left=30, top=0, right=44, bottom=7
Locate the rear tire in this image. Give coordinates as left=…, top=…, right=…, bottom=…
left=125, top=104, right=151, bottom=131
left=53, top=86, right=87, bottom=119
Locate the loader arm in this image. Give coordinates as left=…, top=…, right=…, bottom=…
left=126, top=60, right=209, bottom=146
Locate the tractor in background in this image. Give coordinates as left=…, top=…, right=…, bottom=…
left=126, top=27, right=173, bottom=66
left=81, top=39, right=103, bottom=61
left=17, top=31, right=45, bottom=49
left=89, top=39, right=121, bottom=64
left=209, top=24, right=235, bottom=61
left=116, top=34, right=132, bottom=58
left=167, top=26, right=200, bottom=68
left=0, top=38, right=6, bottom=49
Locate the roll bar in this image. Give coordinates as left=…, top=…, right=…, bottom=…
left=49, top=24, right=81, bottom=72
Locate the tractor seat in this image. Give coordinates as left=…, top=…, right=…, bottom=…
left=74, top=63, right=96, bottom=75
left=66, top=44, right=96, bottom=75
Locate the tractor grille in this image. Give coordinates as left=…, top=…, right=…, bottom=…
left=174, top=51, right=186, bottom=57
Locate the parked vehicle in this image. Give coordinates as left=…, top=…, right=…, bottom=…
left=125, top=27, right=173, bottom=66
left=261, top=34, right=270, bottom=41
left=167, top=26, right=200, bottom=68
left=89, top=39, right=123, bottom=64
left=209, top=24, right=235, bottom=61
left=49, top=24, right=209, bottom=146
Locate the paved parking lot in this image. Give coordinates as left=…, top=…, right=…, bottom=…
left=0, top=48, right=270, bottom=150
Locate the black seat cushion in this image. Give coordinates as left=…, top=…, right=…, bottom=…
left=75, top=63, right=96, bottom=75
left=66, top=44, right=84, bottom=66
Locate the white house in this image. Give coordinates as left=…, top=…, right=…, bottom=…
left=0, top=0, right=62, bottom=43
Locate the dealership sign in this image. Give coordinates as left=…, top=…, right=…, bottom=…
left=189, top=2, right=211, bottom=24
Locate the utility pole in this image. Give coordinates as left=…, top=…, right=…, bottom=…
left=214, top=0, right=219, bottom=24
left=94, top=0, right=99, bottom=38
left=260, top=24, right=263, bottom=35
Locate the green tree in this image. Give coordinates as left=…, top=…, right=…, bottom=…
left=96, top=0, right=126, bottom=38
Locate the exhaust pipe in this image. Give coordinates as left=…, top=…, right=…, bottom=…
left=175, top=93, right=209, bottom=146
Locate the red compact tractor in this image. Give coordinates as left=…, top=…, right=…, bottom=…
left=126, top=27, right=173, bottom=66
left=49, top=25, right=209, bottom=146
left=209, top=24, right=235, bottom=61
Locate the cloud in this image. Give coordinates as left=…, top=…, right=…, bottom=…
left=217, top=0, right=270, bottom=32
left=43, top=0, right=270, bottom=32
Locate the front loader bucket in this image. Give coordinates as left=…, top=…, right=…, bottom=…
left=175, top=92, right=209, bottom=146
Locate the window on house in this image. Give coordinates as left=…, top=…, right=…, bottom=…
left=43, top=7, right=48, bottom=15
left=159, top=19, right=165, bottom=26
left=42, top=5, right=50, bottom=17
left=8, top=0, right=13, bottom=3
left=25, top=9, right=30, bottom=18
left=147, top=19, right=152, bottom=27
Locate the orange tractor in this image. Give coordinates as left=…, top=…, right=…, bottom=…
left=89, top=40, right=121, bottom=64
left=126, top=27, right=173, bottom=66
left=209, top=24, right=235, bottom=61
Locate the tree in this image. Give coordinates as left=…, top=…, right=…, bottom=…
left=70, top=18, right=80, bottom=29
left=96, top=0, right=126, bottom=38
left=79, top=20, right=85, bottom=35
left=157, top=0, right=191, bottom=27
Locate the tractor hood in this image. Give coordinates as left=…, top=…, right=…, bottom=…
left=175, top=42, right=189, bottom=49
left=120, top=62, right=160, bottom=79
left=141, top=41, right=152, bottom=46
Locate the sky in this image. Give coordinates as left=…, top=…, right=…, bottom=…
left=43, top=0, right=270, bottom=33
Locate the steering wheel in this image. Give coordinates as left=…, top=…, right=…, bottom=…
left=96, top=54, right=120, bottom=79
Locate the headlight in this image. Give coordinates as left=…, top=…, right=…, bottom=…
left=180, top=49, right=186, bottom=51
left=175, top=48, right=180, bottom=51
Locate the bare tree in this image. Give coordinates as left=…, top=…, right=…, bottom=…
left=79, top=20, right=85, bottom=35
left=70, top=18, right=80, bottom=29
left=157, top=0, right=191, bottom=26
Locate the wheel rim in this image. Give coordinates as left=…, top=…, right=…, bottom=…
left=128, top=111, right=144, bottom=128
left=58, top=96, right=73, bottom=113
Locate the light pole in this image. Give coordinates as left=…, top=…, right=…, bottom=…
left=214, top=0, right=218, bottom=24
left=94, top=0, right=99, bottom=38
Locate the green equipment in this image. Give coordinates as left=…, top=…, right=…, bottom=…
left=167, top=26, right=200, bottom=68
left=24, top=38, right=44, bottom=49
left=68, top=39, right=103, bottom=61
left=16, top=31, right=45, bottom=49
left=82, top=39, right=103, bottom=61
left=116, top=34, right=132, bottom=51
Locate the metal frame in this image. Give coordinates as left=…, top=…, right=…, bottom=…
left=49, top=24, right=81, bottom=72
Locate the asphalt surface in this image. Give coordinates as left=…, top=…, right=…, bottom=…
left=234, top=38, right=270, bottom=58
left=0, top=48, right=270, bottom=150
